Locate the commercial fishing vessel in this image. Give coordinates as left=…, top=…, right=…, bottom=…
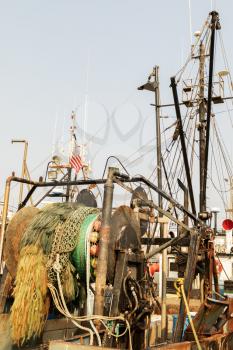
left=0, top=9, right=233, bottom=350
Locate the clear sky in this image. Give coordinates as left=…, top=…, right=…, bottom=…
left=0, top=0, right=232, bottom=221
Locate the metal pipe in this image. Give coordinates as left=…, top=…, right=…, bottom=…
left=150, top=96, right=233, bottom=108
left=65, top=168, right=72, bottom=202
left=154, top=66, right=163, bottom=234
left=0, top=176, right=13, bottom=273
left=203, top=11, right=220, bottom=209
left=113, top=177, right=196, bottom=235
left=33, top=173, right=68, bottom=207
left=18, top=185, right=37, bottom=210
left=9, top=175, right=200, bottom=223
left=12, top=140, right=29, bottom=204
left=154, top=66, right=167, bottom=341
left=94, top=167, right=118, bottom=315
left=132, top=177, right=199, bottom=224
left=161, top=221, right=168, bottom=340
left=170, top=76, right=196, bottom=217
left=145, top=233, right=188, bottom=259
left=178, top=179, right=189, bottom=226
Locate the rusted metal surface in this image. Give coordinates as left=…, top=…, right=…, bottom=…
left=227, top=298, right=233, bottom=332
left=110, top=251, right=128, bottom=317
left=154, top=341, right=192, bottom=349
left=154, top=332, right=233, bottom=349
left=184, top=297, right=230, bottom=341
left=107, top=205, right=141, bottom=283
left=94, top=167, right=117, bottom=316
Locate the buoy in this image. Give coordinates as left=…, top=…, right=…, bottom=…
left=90, top=244, right=99, bottom=256
left=89, top=231, right=99, bottom=243
left=149, top=262, right=159, bottom=276
left=93, top=220, right=101, bottom=232
left=222, top=219, right=233, bottom=231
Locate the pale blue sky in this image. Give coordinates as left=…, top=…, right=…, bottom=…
left=0, top=0, right=232, bottom=220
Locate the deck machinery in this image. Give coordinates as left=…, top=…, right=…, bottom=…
left=1, top=9, right=233, bottom=350
left=0, top=165, right=233, bottom=349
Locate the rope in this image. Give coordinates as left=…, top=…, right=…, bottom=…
left=54, top=255, right=94, bottom=345
left=48, top=263, right=133, bottom=349
left=85, top=214, right=102, bottom=346
left=174, top=278, right=202, bottom=350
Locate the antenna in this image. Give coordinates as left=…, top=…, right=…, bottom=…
left=69, top=111, right=77, bottom=159
left=188, top=0, right=192, bottom=47
left=211, top=0, right=217, bottom=10
left=60, top=111, right=66, bottom=157
left=52, top=110, right=58, bottom=157
left=83, top=49, right=90, bottom=144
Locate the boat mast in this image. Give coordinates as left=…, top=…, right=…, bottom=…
left=138, top=67, right=167, bottom=340
left=66, top=111, right=76, bottom=201
left=198, top=42, right=206, bottom=213
left=202, top=11, right=221, bottom=212
left=154, top=66, right=163, bottom=223
left=154, top=66, right=167, bottom=341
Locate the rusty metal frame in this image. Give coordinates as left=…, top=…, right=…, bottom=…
left=0, top=171, right=205, bottom=273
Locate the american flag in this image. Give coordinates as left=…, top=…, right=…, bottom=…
left=70, top=154, right=83, bottom=174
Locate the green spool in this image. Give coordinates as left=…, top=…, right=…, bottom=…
left=72, top=213, right=99, bottom=281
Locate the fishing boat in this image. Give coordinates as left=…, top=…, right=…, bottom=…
left=0, top=9, right=233, bottom=350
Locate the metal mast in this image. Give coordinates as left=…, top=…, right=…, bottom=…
left=154, top=66, right=167, bottom=341
left=138, top=67, right=167, bottom=340
left=154, top=66, right=163, bottom=226
left=202, top=11, right=221, bottom=210
left=198, top=42, right=206, bottom=213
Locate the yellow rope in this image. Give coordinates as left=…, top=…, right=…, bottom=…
left=174, top=278, right=202, bottom=350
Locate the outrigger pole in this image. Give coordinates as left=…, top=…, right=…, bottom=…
left=170, top=76, right=196, bottom=217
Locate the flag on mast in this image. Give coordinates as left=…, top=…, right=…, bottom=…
left=70, top=153, right=83, bottom=174
left=69, top=111, right=83, bottom=174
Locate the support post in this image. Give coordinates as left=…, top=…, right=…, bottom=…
left=178, top=179, right=189, bottom=226
left=161, top=220, right=168, bottom=341
left=11, top=140, right=29, bottom=205
left=65, top=167, right=72, bottom=201
left=154, top=66, right=163, bottom=234
left=173, top=231, right=200, bottom=342
left=154, top=66, right=167, bottom=341
left=94, top=167, right=118, bottom=315
left=0, top=177, right=12, bottom=274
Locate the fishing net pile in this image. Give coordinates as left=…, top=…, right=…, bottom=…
left=10, top=202, right=100, bottom=345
